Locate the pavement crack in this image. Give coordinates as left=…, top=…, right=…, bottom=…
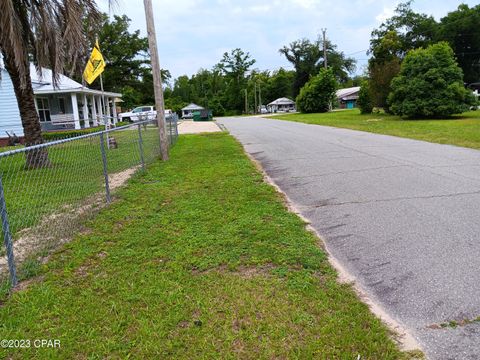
left=427, top=315, right=480, bottom=330
left=289, top=164, right=409, bottom=180
left=301, top=190, right=480, bottom=209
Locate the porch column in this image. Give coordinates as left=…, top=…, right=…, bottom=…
left=91, top=95, right=98, bottom=126
left=106, top=97, right=111, bottom=126
left=96, top=96, right=104, bottom=125
left=112, top=98, right=118, bottom=125
left=71, top=93, right=81, bottom=130
left=82, top=94, right=90, bottom=128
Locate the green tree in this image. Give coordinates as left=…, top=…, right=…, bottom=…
left=217, top=48, right=256, bottom=112
left=369, top=1, right=437, bottom=63
left=89, top=15, right=149, bottom=92
left=388, top=42, right=475, bottom=118
left=280, top=38, right=322, bottom=97
left=296, top=68, right=337, bottom=113
left=369, top=57, right=401, bottom=111
left=121, top=86, right=142, bottom=110
left=343, top=75, right=368, bottom=88
left=85, top=14, right=171, bottom=109
left=437, top=4, right=480, bottom=84
left=172, top=75, right=194, bottom=103
left=280, top=38, right=355, bottom=96
left=208, top=97, right=226, bottom=117
left=325, top=43, right=356, bottom=84
left=368, top=2, right=437, bottom=110
left=167, top=68, right=228, bottom=113
left=164, top=96, right=187, bottom=115
left=266, top=68, right=295, bottom=103
left=0, top=0, right=102, bottom=167
left=357, top=81, right=374, bottom=114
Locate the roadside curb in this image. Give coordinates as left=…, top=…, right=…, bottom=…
left=234, top=136, right=423, bottom=354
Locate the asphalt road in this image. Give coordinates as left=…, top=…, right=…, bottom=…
left=220, top=116, right=480, bottom=360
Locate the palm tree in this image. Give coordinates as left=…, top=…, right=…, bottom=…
left=0, top=0, right=102, bottom=168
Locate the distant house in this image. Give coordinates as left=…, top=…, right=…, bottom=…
left=267, top=97, right=296, bottom=112
left=181, top=103, right=204, bottom=119
left=0, top=63, right=121, bottom=143
left=336, top=87, right=360, bottom=109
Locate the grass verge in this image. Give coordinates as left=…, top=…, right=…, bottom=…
left=272, top=109, right=480, bottom=150
left=0, top=133, right=416, bottom=359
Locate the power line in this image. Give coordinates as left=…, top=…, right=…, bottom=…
left=346, top=49, right=369, bottom=56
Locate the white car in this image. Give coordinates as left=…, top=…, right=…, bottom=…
left=118, top=106, right=173, bottom=122
left=118, top=106, right=156, bottom=122
left=259, top=106, right=269, bottom=114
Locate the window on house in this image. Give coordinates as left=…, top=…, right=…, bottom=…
left=58, top=97, right=66, bottom=114
left=36, top=97, right=51, bottom=122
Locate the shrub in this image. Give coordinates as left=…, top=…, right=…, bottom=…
left=296, top=68, right=337, bottom=113
left=115, top=121, right=130, bottom=127
left=42, top=127, right=104, bottom=141
left=388, top=42, right=476, bottom=118
left=208, top=98, right=226, bottom=117
left=357, top=81, right=374, bottom=114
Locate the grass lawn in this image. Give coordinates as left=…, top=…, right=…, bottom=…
left=0, top=126, right=159, bottom=238
left=272, top=109, right=480, bottom=150
left=0, top=133, right=418, bottom=359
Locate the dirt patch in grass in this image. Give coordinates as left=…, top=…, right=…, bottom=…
left=192, top=264, right=277, bottom=278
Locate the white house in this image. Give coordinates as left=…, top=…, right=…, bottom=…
left=181, top=103, right=204, bottom=119
left=267, top=97, right=296, bottom=112
left=0, top=63, right=121, bottom=142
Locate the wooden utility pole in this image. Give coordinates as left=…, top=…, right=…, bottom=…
left=245, top=88, right=248, bottom=114
left=322, top=28, right=328, bottom=69
left=254, top=81, right=257, bottom=114
left=144, top=0, right=169, bottom=161
left=258, top=82, right=262, bottom=111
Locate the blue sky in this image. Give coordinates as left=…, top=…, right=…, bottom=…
left=99, top=0, right=477, bottom=80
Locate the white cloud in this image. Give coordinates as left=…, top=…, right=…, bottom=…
left=99, top=0, right=480, bottom=78
left=375, top=6, right=395, bottom=23
left=291, top=0, right=316, bottom=9
left=249, top=5, right=271, bottom=13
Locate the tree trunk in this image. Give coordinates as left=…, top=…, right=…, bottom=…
left=3, top=53, right=49, bottom=169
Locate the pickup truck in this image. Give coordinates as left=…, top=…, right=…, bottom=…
left=118, top=106, right=172, bottom=122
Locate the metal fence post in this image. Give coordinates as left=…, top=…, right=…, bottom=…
left=137, top=124, right=145, bottom=171
left=99, top=133, right=111, bottom=203
left=174, top=114, right=178, bottom=143
left=169, top=116, right=173, bottom=145
left=0, top=175, right=17, bottom=287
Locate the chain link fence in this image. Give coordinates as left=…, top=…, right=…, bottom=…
left=0, top=115, right=178, bottom=290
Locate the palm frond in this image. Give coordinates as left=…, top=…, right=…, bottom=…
left=0, top=0, right=29, bottom=87
left=0, top=0, right=113, bottom=89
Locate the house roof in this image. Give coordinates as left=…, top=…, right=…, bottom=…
left=28, top=64, right=121, bottom=98
left=267, top=97, right=295, bottom=106
left=182, top=103, right=204, bottom=111
left=336, top=87, right=360, bottom=100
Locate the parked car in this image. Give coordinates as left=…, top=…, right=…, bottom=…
left=118, top=107, right=173, bottom=122
left=118, top=106, right=156, bottom=122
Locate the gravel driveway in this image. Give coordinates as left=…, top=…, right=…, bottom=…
left=178, top=120, right=222, bottom=134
